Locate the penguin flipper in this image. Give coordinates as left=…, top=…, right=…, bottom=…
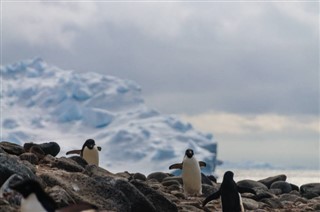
left=202, top=190, right=221, bottom=207
left=66, top=150, right=81, bottom=155
left=169, top=163, right=183, bottom=170
left=199, top=161, right=206, bottom=168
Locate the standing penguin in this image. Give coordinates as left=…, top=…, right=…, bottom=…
left=169, top=149, right=206, bottom=196
left=203, top=171, right=245, bottom=212
left=66, top=139, right=101, bottom=166
left=10, top=179, right=98, bottom=212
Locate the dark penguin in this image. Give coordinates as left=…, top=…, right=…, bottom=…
left=203, top=171, right=244, bottom=211
left=10, top=179, right=98, bottom=212
left=169, top=149, right=206, bottom=196
left=66, top=139, right=101, bottom=166
left=10, top=179, right=57, bottom=212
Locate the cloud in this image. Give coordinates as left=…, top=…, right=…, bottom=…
left=2, top=1, right=319, bottom=116
left=181, top=112, right=319, bottom=135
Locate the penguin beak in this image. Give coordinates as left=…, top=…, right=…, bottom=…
left=97, top=146, right=102, bottom=151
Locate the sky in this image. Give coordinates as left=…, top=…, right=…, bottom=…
left=1, top=1, right=319, bottom=170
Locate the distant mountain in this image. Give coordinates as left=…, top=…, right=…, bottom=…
left=1, top=58, right=217, bottom=174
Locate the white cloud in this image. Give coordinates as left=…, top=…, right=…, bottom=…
left=3, top=2, right=98, bottom=49
left=181, top=112, right=319, bottom=135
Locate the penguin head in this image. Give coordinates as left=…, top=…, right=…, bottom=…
left=185, top=149, right=194, bottom=158
left=223, top=171, right=234, bottom=181
left=10, top=179, right=44, bottom=198
left=83, top=139, right=96, bottom=150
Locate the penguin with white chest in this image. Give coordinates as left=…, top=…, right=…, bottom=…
left=203, top=171, right=254, bottom=212
left=66, top=139, right=101, bottom=166
left=9, top=179, right=98, bottom=212
left=169, top=149, right=206, bottom=196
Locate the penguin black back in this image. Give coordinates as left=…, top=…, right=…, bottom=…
left=220, top=171, right=242, bottom=211
left=10, top=179, right=57, bottom=212
left=203, top=171, right=243, bottom=212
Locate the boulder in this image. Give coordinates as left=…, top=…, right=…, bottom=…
left=270, top=181, right=292, bottom=194
left=258, top=174, right=287, bottom=188
left=147, top=172, right=170, bottom=182
left=0, top=142, right=25, bottom=156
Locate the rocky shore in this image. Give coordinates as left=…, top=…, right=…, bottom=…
left=0, top=141, right=319, bottom=212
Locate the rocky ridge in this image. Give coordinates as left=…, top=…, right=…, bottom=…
left=0, top=141, right=319, bottom=212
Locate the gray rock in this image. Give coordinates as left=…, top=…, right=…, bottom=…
left=115, top=179, right=157, bottom=212
left=0, top=153, right=37, bottom=186
left=24, top=142, right=60, bottom=157
left=162, top=180, right=180, bottom=187
left=260, top=198, right=283, bottom=209
left=40, top=155, right=84, bottom=172
left=132, top=173, right=147, bottom=181
left=300, top=183, right=320, bottom=195
left=131, top=180, right=178, bottom=212
left=258, top=174, right=287, bottom=188
left=147, top=172, right=170, bottom=182
left=201, top=173, right=213, bottom=185
left=47, top=185, right=75, bottom=208
left=0, top=142, right=25, bottom=156
left=202, top=184, right=218, bottom=197
left=279, top=193, right=301, bottom=202
left=270, top=181, right=292, bottom=194
left=68, top=156, right=88, bottom=168
left=242, top=197, right=260, bottom=210
left=163, top=176, right=183, bottom=185
left=19, top=153, right=39, bottom=165
left=237, top=179, right=268, bottom=190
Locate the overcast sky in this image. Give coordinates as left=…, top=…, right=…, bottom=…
left=1, top=1, right=319, bottom=169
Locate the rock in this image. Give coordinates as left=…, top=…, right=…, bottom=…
left=162, top=180, right=180, bottom=187
left=258, top=174, right=287, bottom=188
left=242, top=197, right=260, bottom=210
left=147, top=172, right=170, bottom=182
left=24, top=142, right=60, bottom=157
left=29, top=145, right=46, bottom=160
left=68, top=156, right=88, bottom=168
left=40, top=155, right=84, bottom=172
left=163, top=176, right=183, bottom=185
left=131, top=180, right=178, bottom=212
left=270, top=181, right=292, bottom=194
left=19, top=153, right=39, bottom=165
left=114, top=179, right=157, bottom=212
left=291, top=183, right=299, bottom=192
left=202, top=184, right=218, bottom=197
left=201, top=173, right=213, bottom=185
left=47, top=185, right=75, bottom=208
left=207, top=175, right=217, bottom=183
left=132, top=173, right=147, bottom=181
left=300, top=183, right=320, bottom=196
left=237, top=179, right=268, bottom=190
left=83, top=164, right=116, bottom=178
left=0, top=153, right=37, bottom=186
left=0, top=142, right=25, bottom=155
left=260, top=198, right=283, bottom=209
left=279, top=193, right=301, bottom=202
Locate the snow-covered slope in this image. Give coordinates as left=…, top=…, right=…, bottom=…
left=1, top=58, right=217, bottom=174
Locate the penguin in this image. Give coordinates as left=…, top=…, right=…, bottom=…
left=66, top=139, right=101, bottom=166
left=169, top=149, right=206, bottom=196
left=203, top=171, right=248, bottom=212
left=10, top=179, right=98, bottom=212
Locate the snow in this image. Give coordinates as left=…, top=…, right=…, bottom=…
left=1, top=58, right=217, bottom=174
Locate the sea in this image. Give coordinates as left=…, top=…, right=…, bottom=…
left=215, top=168, right=320, bottom=186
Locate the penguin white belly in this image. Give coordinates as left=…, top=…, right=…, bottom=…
left=21, top=193, right=47, bottom=212
left=239, top=193, right=244, bottom=212
left=82, top=146, right=99, bottom=166
left=182, top=157, right=202, bottom=195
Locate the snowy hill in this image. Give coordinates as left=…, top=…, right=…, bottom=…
left=1, top=58, right=217, bottom=174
